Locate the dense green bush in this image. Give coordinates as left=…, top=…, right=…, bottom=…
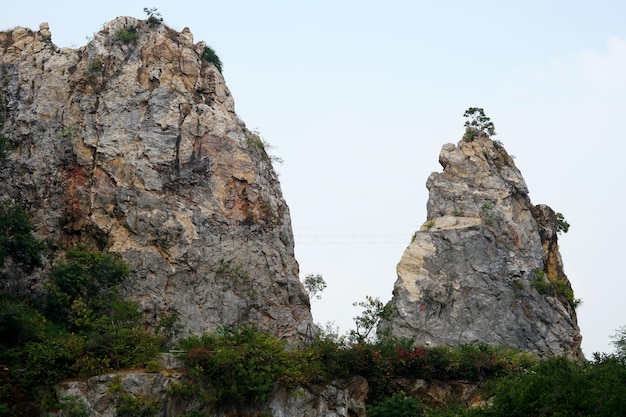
left=115, top=393, right=160, bottom=417
left=0, top=298, right=48, bottom=347
left=174, top=325, right=302, bottom=407
left=56, top=396, right=89, bottom=417
left=0, top=201, right=44, bottom=273
left=143, top=7, right=163, bottom=27
left=115, top=26, right=138, bottom=43
left=531, top=269, right=581, bottom=309
left=45, top=244, right=129, bottom=327
left=202, top=46, right=223, bottom=73
left=368, top=392, right=425, bottom=417
left=483, top=355, right=626, bottom=417
left=0, top=244, right=167, bottom=415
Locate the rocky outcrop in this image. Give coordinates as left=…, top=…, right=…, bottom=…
left=54, top=368, right=484, bottom=416
left=384, top=136, right=582, bottom=359
left=55, top=371, right=370, bottom=417
left=0, top=18, right=313, bottom=341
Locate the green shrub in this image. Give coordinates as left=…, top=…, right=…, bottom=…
left=452, top=204, right=465, bottom=216
left=531, top=270, right=552, bottom=295
left=488, top=357, right=588, bottom=416
left=368, top=392, right=425, bottom=417
left=116, top=394, right=160, bottom=417
left=46, top=244, right=129, bottom=326
left=22, top=333, right=84, bottom=387
left=115, top=26, right=138, bottom=43
left=0, top=201, right=44, bottom=272
left=0, top=298, right=48, bottom=347
left=462, top=107, right=496, bottom=140
left=202, top=46, right=223, bottom=73
left=175, top=325, right=300, bottom=407
left=57, top=395, right=89, bottom=417
left=531, top=270, right=581, bottom=309
left=556, top=212, right=570, bottom=234
left=143, top=7, right=163, bottom=27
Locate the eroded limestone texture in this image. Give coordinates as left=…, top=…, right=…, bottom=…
left=384, top=137, right=582, bottom=359
left=0, top=18, right=313, bottom=342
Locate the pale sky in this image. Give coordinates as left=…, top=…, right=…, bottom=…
left=3, top=1, right=625, bottom=357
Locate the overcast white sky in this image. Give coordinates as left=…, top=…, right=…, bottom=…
left=4, top=1, right=625, bottom=357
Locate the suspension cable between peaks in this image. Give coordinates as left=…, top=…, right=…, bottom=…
left=294, top=234, right=411, bottom=245
left=292, top=225, right=417, bottom=245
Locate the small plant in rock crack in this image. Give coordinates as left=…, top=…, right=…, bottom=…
left=480, top=200, right=495, bottom=225
left=115, top=26, right=138, bottom=43
left=452, top=204, right=465, bottom=216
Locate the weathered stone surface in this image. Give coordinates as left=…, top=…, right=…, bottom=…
left=56, top=372, right=183, bottom=417
left=384, top=136, right=582, bottom=359
left=269, top=376, right=368, bottom=417
left=396, top=378, right=485, bottom=409
left=55, top=372, right=369, bottom=417
left=0, top=18, right=313, bottom=342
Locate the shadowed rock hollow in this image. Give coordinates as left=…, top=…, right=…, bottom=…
left=0, top=18, right=314, bottom=342
left=383, top=136, right=583, bottom=360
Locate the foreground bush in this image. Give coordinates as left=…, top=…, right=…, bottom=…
left=0, top=245, right=167, bottom=416
left=173, top=325, right=302, bottom=407
left=368, top=392, right=425, bottom=417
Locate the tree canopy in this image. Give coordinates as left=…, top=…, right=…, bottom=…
left=463, top=107, right=496, bottom=140
left=0, top=202, right=43, bottom=273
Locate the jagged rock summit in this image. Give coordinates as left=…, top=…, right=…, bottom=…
left=0, top=18, right=314, bottom=341
left=385, top=135, right=583, bottom=359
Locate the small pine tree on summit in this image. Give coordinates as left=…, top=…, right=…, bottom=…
left=463, top=107, right=496, bottom=141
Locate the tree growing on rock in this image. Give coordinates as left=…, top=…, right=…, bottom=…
left=350, top=295, right=397, bottom=343
left=303, top=273, right=326, bottom=301
left=463, top=107, right=496, bottom=141
left=0, top=201, right=44, bottom=273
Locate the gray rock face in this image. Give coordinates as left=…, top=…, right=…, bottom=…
left=384, top=137, right=582, bottom=359
left=0, top=18, right=313, bottom=342
left=55, top=372, right=369, bottom=417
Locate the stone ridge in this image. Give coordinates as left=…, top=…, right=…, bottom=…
left=384, top=136, right=582, bottom=359
left=0, top=18, right=314, bottom=342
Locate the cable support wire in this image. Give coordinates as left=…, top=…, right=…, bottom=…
left=295, top=234, right=413, bottom=245
left=293, top=225, right=417, bottom=245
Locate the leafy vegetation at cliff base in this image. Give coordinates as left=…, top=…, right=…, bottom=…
left=0, top=203, right=623, bottom=416
left=0, top=241, right=168, bottom=416
left=169, top=324, right=538, bottom=412
left=0, top=202, right=44, bottom=272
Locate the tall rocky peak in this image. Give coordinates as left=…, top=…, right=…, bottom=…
left=0, top=18, right=314, bottom=342
left=385, top=136, right=583, bottom=359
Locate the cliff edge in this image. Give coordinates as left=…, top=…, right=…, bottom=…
left=0, top=18, right=313, bottom=342
left=384, top=135, right=582, bottom=359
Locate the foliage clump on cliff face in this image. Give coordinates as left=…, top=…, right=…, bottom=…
left=0, top=226, right=170, bottom=416
left=169, top=324, right=538, bottom=412
left=202, top=46, right=223, bottom=73
left=0, top=202, right=44, bottom=272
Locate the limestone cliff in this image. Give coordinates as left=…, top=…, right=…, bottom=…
left=384, top=136, right=583, bottom=359
left=0, top=18, right=313, bottom=341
